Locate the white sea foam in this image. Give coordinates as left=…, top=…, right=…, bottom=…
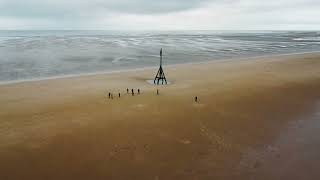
left=293, top=37, right=320, bottom=41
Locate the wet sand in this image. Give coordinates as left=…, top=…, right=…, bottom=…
left=238, top=102, right=320, bottom=180
left=0, top=53, right=320, bottom=179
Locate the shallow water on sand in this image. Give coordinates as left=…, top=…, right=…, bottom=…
left=146, top=80, right=171, bottom=85
left=238, top=102, right=320, bottom=179
left=1, top=30, right=320, bottom=84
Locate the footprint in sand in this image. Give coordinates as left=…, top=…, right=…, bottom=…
left=179, top=139, right=191, bottom=144
left=132, top=104, right=146, bottom=109
left=193, top=103, right=205, bottom=108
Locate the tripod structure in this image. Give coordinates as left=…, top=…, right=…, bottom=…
left=154, top=48, right=167, bottom=85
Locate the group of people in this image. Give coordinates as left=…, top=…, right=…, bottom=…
left=125, top=88, right=141, bottom=96
left=107, top=88, right=145, bottom=100
left=107, top=92, right=120, bottom=99
left=107, top=88, right=198, bottom=102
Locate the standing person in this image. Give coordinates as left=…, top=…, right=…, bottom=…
left=138, top=89, right=140, bottom=94
left=108, top=92, right=111, bottom=99
left=195, top=96, right=198, bottom=102
left=131, top=89, right=134, bottom=96
left=127, top=88, right=129, bottom=94
left=119, top=93, right=121, bottom=98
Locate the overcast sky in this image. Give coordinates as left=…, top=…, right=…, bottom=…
left=0, top=0, right=319, bottom=30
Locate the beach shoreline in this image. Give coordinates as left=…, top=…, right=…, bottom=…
left=1, top=50, right=320, bottom=86
left=0, top=52, right=320, bottom=179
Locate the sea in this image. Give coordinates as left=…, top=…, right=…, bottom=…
left=0, top=30, right=320, bottom=84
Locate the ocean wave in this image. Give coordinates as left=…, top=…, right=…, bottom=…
left=111, top=57, right=138, bottom=63
left=293, top=37, right=320, bottom=42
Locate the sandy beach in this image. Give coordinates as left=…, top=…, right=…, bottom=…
left=0, top=53, right=320, bottom=180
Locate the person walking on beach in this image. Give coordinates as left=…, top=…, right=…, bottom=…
left=195, top=96, right=198, bottom=102
left=138, top=89, right=140, bottom=94
left=108, top=92, right=111, bottom=99
left=119, top=93, right=121, bottom=98
left=131, top=89, right=134, bottom=96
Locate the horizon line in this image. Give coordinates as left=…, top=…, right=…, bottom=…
left=0, top=29, right=319, bottom=31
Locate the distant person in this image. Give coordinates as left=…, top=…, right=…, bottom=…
left=119, top=93, right=121, bottom=98
left=127, top=88, right=129, bottom=94
left=131, top=89, right=134, bottom=96
left=195, top=96, right=198, bottom=102
left=138, top=89, right=140, bottom=94
left=108, top=92, right=111, bottom=99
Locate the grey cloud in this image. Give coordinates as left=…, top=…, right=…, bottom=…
left=0, top=0, right=209, bottom=19
left=100, top=0, right=209, bottom=14
left=231, top=0, right=320, bottom=14
left=0, top=1, right=74, bottom=18
left=0, top=0, right=319, bottom=30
